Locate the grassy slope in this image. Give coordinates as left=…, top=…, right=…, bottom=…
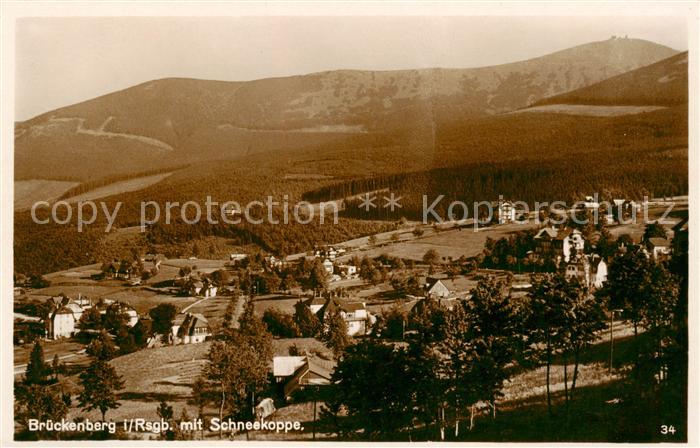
left=14, top=179, right=79, bottom=211
left=535, top=51, right=688, bottom=107
left=15, top=39, right=678, bottom=181
left=37, top=322, right=684, bottom=442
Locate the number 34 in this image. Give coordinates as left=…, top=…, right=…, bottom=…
left=661, top=425, right=676, bottom=435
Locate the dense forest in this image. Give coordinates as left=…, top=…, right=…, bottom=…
left=13, top=104, right=687, bottom=275
left=303, top=147, right=687, bottom=221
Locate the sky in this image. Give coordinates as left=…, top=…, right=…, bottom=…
left=15, top=15, right=687, bottom=121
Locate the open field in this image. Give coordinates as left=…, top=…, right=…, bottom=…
left=55, top=337, right=331, bottom=439
left=43, top=263, right=104, bottom=282
left=183, top=294, right=245, bottom=329
left=607, top=204, right=687, bottom=242
left=513, top=104, right=667, bottom=117
left=350, top=222, right=539, bottom=262
left=252, top=295, right=306, bottom=316
left=21, top=281, right=196, bottom=315
left=160, top=258, right=229, bottom=272
left=14, top=179, right=80, bottom=211
left=63, top=172, right=173, bottom=203
left=14, top=339, right=84, bottom=366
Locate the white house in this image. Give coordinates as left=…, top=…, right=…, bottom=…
left=185, top=279, right=218, bottom=298
left=314, top=245, right=342, bottom=260
left=564, top=255, right=608, bottom=290
left=317, top=298, right=371, bottom=336
left=498, top=201, right=517, bottom=224
left=304, top=297, right=326, bottom=315
left=562, top=229, right=585, bottom=262
left=322, top=259, right=334, bottom=275
left=594, top=259, right=608, bottom=288
left=48, top=300, right=88, bottom=339
left=337, top=264, right=358, bottom=279
left=425, top=278, right=451, bottom=299
left=171, top=313, right=211, bottom=344
left=255, top=398, right=276, bottom=421
left=564, top=258, right=590, bottom=285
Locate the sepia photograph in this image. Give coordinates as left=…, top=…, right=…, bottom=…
left=1, top=2, right=697, bottom=444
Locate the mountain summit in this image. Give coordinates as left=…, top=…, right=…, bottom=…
left=15, top=37, right=678, bottom=180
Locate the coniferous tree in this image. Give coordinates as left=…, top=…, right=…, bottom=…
left=149, top=303, right=178, bottom=336
left=77, top=307, right=103, bottom=331
left=525, top=273, right=572, bottom=416
left=461, top=278, right=518, bottom=420
left=86, top=330, right=118, bottom=361
left=78, top=358, right=124, bottom=421
left=322, top=310, right=351, bottom=358
left=324, top=340, right=413, bottom=439
left=293, top=300, right=322, bottom=337
left=15, top=384, right=69, bottom=440
left=51, top=354, right=64, bottom=382
left=559, top=278, right=606, bottom=411
left=24, top=341, right=48, bottom=385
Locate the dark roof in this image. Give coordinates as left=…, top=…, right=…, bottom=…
left=321, top=298, right=366, bottom=316
left=174, top=313, right=210, bottom=336
left=191, top=313, right=209, bottom=328
left=343, top=302, right=366, bottom=312
left=272, top=337, right=329, bottom=357
left=425, top=277, right=446, bottom=289
left=304, top=297, right=326, bottom=307
left=283, top=355, right=337, bottom=397
left=648, top=237, right=670, bottom=247
left=425, top=277, right=450, bottom=293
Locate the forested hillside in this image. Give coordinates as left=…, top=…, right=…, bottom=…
left=12, top=40, right=688, bottom=275
left=15, top=38, right=677, bottom=180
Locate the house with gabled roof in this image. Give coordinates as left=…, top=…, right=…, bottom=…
left=534, top=226, right=585, bottom=262
left=106, top=302, right=139, bottom=327
left=314, top=297, right=371, bottom=336
left=47, top=296, right=91, bottom=339
left=425, top=277, right=450, bottom=299
left=102, top=260, right=135, bottom=280
left=171, top=312, right=211, bottom=344
left=273, top=355, right=337, bottom=401
left=497, top=200, right=517, bottom=224
left=303, top=296, right=327, bottom=315
left=534, top=226, right=563, bottom=256
left=182, top=277, right=218, bottom=298
left=563, top=254, right=608, bottom=290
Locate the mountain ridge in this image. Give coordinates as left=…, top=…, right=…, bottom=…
left=15, top=37, right=679, bottom=181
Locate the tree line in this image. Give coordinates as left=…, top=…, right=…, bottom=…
left=318, top=236, right=686, bottom=441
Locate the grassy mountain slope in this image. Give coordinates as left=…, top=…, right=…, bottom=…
left=535, top=51, right=688, bottom=106
left=15, top=38, right=677, bottom=181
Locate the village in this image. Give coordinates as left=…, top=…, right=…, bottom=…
left=13, top=196, right=687, bottom=440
